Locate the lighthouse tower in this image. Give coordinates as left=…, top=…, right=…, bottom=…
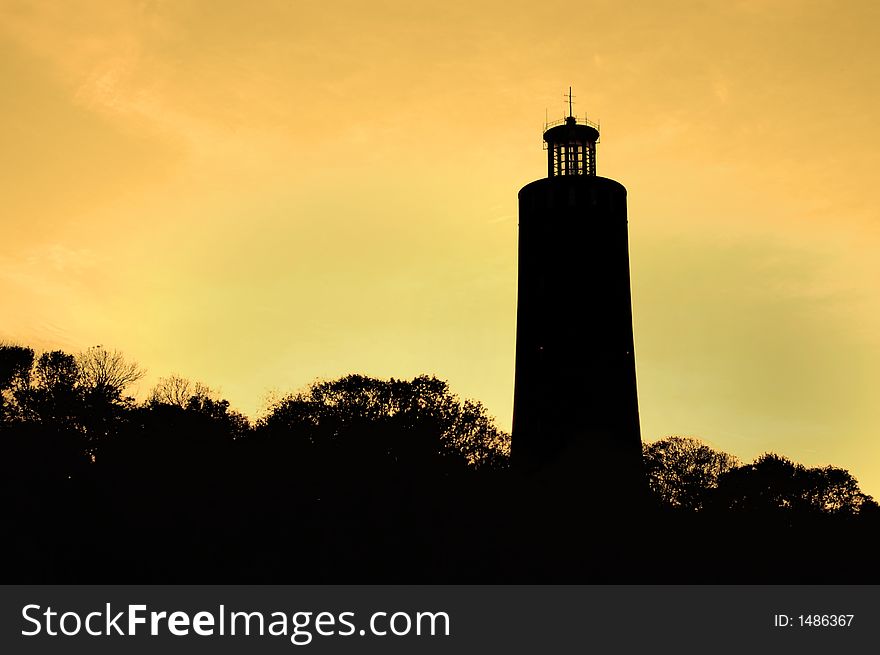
left=512, top=94, right=643, bottom=498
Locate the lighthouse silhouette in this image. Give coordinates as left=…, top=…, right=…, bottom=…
left=512, top=91, right=644, bottom=504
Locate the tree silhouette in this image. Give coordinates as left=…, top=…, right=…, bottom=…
left=642, top=436, right=739, bottom=511
left=24, top=350, right=83, bottom=431
left=0, top=344, right=34, bottom=422
left=148, top=374, right=214, bottom=408
left=0, top=343, right=34, bottom=390
left=34, top=350, right=79, bottom=392
left=76, top=345, right=144, bottom=402
left=806, top=465, right=875, bottom=515
left=2, top=340, right=879, bottom=584
left=257, top=374, right=510, bottom=471
left=713, top=453, right=874, bottom=517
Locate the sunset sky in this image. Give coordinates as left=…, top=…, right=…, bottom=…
left=2, top=1, right=879, bottom=495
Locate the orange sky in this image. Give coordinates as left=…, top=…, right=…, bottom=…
left=2, top=0, right=879, bottom=495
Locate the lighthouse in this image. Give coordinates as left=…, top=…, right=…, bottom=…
left=512, top=93, right=644, bottom=500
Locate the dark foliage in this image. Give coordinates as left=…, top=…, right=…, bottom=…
left=1, top=343, right=878, bottom=583
left=643, top=436, right=740, bottom=511
left=257, top=374, right=509, bottom=471
left=640, top=438, right=878, bottom=583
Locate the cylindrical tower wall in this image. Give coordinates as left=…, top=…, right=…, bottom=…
left=512, top=175, right=642, bottom=484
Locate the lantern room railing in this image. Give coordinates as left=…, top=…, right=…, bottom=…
left=543, top=115, right=600, bottom=177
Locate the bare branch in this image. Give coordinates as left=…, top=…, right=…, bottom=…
left=76, top=346, right=145, bottom=398
left=149, top=374, right=215, bottom=407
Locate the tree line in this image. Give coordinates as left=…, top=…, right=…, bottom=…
left=1, top=342, right=877, bottom=583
